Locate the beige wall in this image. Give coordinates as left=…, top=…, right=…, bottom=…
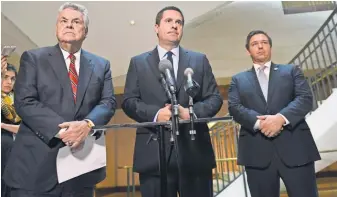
left=96, top=109, right=139, bottom=188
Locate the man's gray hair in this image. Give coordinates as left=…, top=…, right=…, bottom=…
left=58, top=2, right=89, bottom=31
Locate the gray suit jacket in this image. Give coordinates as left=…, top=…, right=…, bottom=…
left=122, top=47, right=223, bottom=174
left=228, top=63, right=320, bottom=168
left=4, top=45, right=116, bottom=192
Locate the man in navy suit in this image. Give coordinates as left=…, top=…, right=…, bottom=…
left=122, top=6, right=223, bottom=197
left=4, top=2, right=116, bottom=197
left=228, top=30, right=320, bottom=197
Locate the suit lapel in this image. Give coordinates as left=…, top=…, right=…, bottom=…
left=176, top=47, right=190, bottom=92
left=75, top=50, right=94, bottom=114
left=267, top=63, right=279, bottom=104
left=247, top=67, right=267, bottom=104
left=48, top=45, right=75, bottom=108
left=146, top=48, right=161, bottom=81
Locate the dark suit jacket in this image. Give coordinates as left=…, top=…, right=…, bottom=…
left=4, top=45, right=116, bottom=192
left=1, top=115, right=17, bottom=175
left=228, top=63, right=320, bottom=168
left=122, top=47, right=223, bottom=174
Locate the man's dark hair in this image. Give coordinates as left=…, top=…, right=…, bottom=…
left=6, top=64, right=18, bottom=77
left=245, top=30, right=272, bottom=50
left=155, top=6, right=185, bottom=26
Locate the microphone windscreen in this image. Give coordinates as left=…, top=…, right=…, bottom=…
left=184, top=68, right=194, bottom=77
left=159, top=59, right=173, bottom=73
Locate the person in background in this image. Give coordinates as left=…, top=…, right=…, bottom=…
left=1, top=63, right=20, bottom=197
left=1, top=55, right=8, bottom=74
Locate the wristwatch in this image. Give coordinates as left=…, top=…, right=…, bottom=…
left=84, top=119, right=94, bottom=129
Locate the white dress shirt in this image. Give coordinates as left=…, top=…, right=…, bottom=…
left=253, top=61, right=289, bottom=130
left=157, top=45, right=179, bottom=79
left=253, top=61, right=271, bottom=80
left=60, top=46, right=81, bottom=75
left=153, top=45, right=180, bottom=122
left=56, top=46, right=95, bottom=138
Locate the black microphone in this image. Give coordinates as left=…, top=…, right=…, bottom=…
left=159, top=59, right=176, bottom=94
left=184, top=68, right=199, bottom=141
left=159, top=73, right=172, bottom=101
left=184, top=68, right=200, bottom=98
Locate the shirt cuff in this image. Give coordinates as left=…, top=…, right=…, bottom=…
left=253, top=119, right=260, bottom=131
left=153, top=110, right=160, bottom=122
left=55, top=128, right=67, bottom=138
left=278, top=113, right=290, bottom=126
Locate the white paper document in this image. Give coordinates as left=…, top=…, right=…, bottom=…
left=56, top=134, right=106, bottom=183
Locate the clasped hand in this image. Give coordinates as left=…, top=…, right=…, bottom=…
left=156, top=104, right=190, bottom=122
left=58, top=120, right=91, bottom=149
left=257, top=114, right=285, bottom=138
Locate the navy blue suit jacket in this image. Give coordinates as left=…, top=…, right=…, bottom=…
left=228, top=63, right=320, bottom=168
left=4, top=45, right=116, bottom=191
left=122, top=47, right=223, bottom=174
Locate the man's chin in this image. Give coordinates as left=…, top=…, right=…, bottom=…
left=168, top=39, right=180, bottom=45
left=61, top=39, right=77, bottom=43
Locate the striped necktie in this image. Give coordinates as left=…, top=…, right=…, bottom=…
left=68, top=54, right=78, bottom=102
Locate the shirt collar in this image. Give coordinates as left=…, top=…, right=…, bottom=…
left=157, top=45, right=180, bottom=59
left=253, top=61, right=271, bottom=72
left=59, top=45, right=81, bottom=61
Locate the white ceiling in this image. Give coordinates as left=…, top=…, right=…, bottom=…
left=1, top=1, right=334, bottom=86
left=182, top=1, right=334, bottom=78
left=1, top=1, right=225, bottom=85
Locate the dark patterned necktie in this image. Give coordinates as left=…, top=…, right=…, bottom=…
left=166, top=51, right=176, bottom=79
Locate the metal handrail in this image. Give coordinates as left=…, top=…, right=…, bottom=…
left=289, top=7, right=337, bottom=64
left=287, top=7, right=337, bottom=110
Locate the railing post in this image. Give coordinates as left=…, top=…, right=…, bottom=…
left=126, top=167, right=130, bottom=197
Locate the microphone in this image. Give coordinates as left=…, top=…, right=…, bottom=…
left=159, top=59, right=176, bottom=93
left=184, top=68, right=198, bottom=141
left=184, top=68, right=200, bottom=98
left=159, top=73, right=172, bottom=100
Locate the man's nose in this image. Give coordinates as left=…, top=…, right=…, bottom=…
left=65, top=21, right=74, bottom=28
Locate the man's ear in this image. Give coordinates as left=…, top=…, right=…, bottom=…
left=246, top=49, right=251, bottom=57
left=154, top=24, right=159, bottom=34
left=85, top=27, right=89, bottom=38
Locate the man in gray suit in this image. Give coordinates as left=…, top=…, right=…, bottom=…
left=228, top=30, right=320, bottom=197
left=122, top=6, right=223, bottom=197
left=4, top=2, right=116, bottom=197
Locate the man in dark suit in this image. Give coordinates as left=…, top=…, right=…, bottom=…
left=228, top=30, right=320, bottom=197
left=122, top=6, right=223, bottom=197
left=3, top=2, right=116, bottom=197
